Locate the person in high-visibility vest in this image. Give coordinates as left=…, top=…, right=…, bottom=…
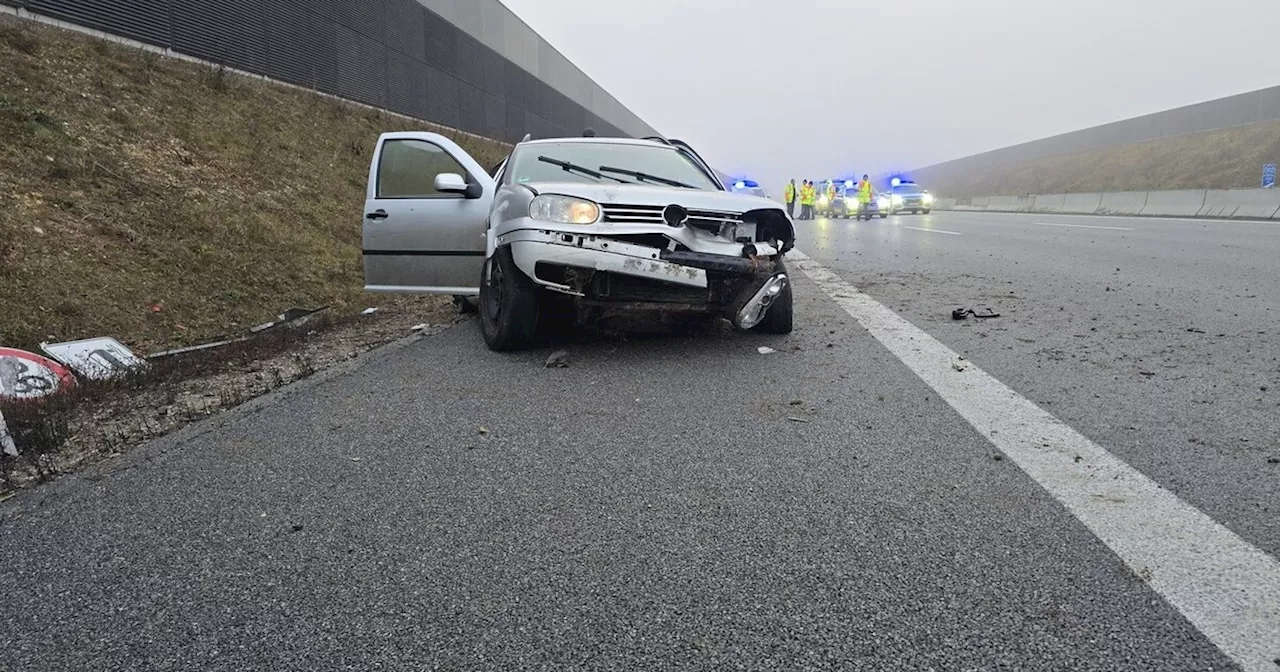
left=799, top=181, right=816, bottom=219
left=784, top=179, right=797, bottom=218
left=856, top=174, right=873, bottom=219
left=823, top=181, right=837, bottom=216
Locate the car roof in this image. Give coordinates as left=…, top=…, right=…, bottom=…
left=517, top=137, right=675, bottom=148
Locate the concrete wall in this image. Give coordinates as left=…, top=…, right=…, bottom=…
left=1140, top=190, right=1206, bottom=217
left=1061, top=193, right=1103, bottom=214
left=418, top=0, right=653, bottom=138
left=937, top=188, right=1280, bottom=220
left=0, top=0, right=657, bottom=141
left=912, top=85, right=1280, bottom=191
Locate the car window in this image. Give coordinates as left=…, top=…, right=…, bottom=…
left=376, top=139, right=468, bottom=199
left=507, top=141, right=721, bottom=190
left=893, top=185, right=923, bottom=194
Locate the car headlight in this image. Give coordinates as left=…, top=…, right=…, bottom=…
left=923, top=194, right=934, bottom=204
left=529, top=195, right=601, bottom=225
left=818, top=195, right=829, bottom=206
left=891, top=195, right=903, bottom=205
left=847, top=200, right=858, bottom=209
left=877, top=197, right=890, bottom=208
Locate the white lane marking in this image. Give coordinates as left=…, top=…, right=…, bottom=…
left=901, top=226, right=961, bottom=236
left=790, top=249, right=1280, bottom=672
left=1034, top=222, right=1134, bottom=231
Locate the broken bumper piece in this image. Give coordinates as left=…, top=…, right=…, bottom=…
left=500, top=230, right=708, bottom=291
left=734, top=273, right=788, bottom=329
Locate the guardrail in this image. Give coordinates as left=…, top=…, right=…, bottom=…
left=941, top=189, right=1280, bottom=220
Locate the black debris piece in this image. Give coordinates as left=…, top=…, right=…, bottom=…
left=952, top=308, right=1001, bottom=320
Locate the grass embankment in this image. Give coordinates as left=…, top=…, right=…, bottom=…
left=929, top=117, right=1280, bottom=197
left=0, top=16, right=508, bottom=351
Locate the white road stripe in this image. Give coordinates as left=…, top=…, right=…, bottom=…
left=901, top=226, right=961, bottom=236
left=790, top=249, right=1280, bottom=671
left=1034, top=222, right=1135, bottom=231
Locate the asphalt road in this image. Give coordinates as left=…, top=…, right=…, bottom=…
left=2, top=210, right=1277, bottom=670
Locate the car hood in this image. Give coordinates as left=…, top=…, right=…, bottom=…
left=527, top=182, right=784, bottom=214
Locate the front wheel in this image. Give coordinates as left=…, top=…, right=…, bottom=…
left=922, top=209, right=931, bottom=214
left=879, top=213, right=888, bottom=219
left=479, top=246, right=540, bottom=351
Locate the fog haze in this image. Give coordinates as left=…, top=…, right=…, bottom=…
left=500, top=0, right=1280, bottom=191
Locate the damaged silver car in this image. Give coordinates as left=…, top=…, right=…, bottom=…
left=362, top=132, right=795, bottom=351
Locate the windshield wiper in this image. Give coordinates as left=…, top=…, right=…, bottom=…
left=537, top=156, right=628, bottom=183
left=597, top=166, right=696, bottom=189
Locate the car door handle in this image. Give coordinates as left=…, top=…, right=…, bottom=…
left=365, top=209, right=388, bottom=221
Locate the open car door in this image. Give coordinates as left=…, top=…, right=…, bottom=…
left=362, top=132, right=496, bottom=295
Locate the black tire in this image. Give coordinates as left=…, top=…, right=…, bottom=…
left=479, top=246, right=540, bottom=351
left=879, top=213, right=888, bottom=219
left=922, top=209, right=931, bottom=214
left=753, top=262, right=794, bottom=335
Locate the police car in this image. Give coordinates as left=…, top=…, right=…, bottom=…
left=728, top=178, right=769, bottom=199
left=884, top=179, right=934, bottom=215
left=815, top=179, right=843, bottom=217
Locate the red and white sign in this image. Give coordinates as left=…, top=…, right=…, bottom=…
left=0, top=348, right=76, bottom=400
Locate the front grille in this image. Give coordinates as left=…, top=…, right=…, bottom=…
left=601, top=203, right=744, bottom=231
left=601, top=204, right=663, bottom=224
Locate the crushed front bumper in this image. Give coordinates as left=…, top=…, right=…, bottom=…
left=496, top=228, right=786, bottom=327
left=500, top=230, right=709, bottom=291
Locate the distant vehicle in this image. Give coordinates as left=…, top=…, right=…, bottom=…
left=886, top=181, right=934, bottom=215
left=729, top=179, right=769, bottom=199
left=856, top=188, right=889, bottom=220
left=815, top=180, right=842, bottom=217
left=362, top=132, right=796, bottom=351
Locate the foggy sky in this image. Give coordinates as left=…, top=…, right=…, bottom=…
left=500, top=0, right=1280, bottom=191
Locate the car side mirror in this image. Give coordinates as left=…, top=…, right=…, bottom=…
left=464, top=182, right=484, bottom=200
left=434, top=173, right=468, bottom=194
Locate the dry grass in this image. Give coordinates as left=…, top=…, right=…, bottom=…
left=927, top=118, right=1280, bottom=197
left=0, top=17, right=508, bottom=351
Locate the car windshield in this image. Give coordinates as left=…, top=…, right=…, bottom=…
left=893, top=184, right=924, bottom=194
left=507, top=141, right=720, bottom=190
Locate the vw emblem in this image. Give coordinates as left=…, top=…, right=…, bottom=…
left=662, top=204, right=689, bottom=228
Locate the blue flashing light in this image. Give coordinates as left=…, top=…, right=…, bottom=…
left=734, top=181, right=746, bottom=189
left=844, top=180, right=854, bottom=188
left=891, top=177, right=901, bottom=187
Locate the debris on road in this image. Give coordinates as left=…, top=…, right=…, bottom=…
left=41, top=337, right=146, bottom=381
left=952, top=357, right=969, bottom=372
left=1187, top=328, right=1206, bottom=334
left=758, top=346, right=777, bottom=355
left=951, top=308, right=1001, bottom=320
left=410, top=323, right=429, bottom=332
left=479, top=427, right=490, bottom=436
left=787, top=416, right=810, bottom=423
left=544, top=350, right=570, bottom=368
left=361, top=307, right=379, bottom=316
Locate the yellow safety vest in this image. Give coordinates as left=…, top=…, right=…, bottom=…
left=801, top=186, right=815, bottom=205
left=858, top=180, right=873, bottom=203
left=784, top=183, right=796, bottom=203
